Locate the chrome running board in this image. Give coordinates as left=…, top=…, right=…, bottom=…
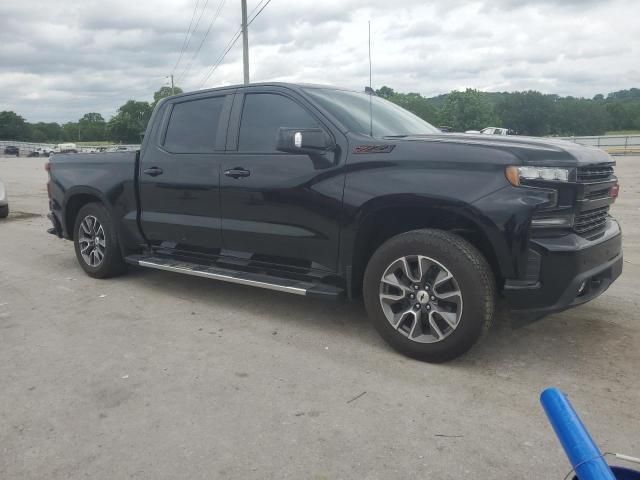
left=125, top=254, right=344, bottom=299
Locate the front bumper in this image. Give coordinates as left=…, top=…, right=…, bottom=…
left=504, top=218, right=622, bottom=323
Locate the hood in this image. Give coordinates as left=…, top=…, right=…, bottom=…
left=392, top=133, right=613, bottom=167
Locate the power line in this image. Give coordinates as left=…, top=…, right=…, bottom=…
left=199, top=29, right=242, bottom=87
left=247, top=0, right=272, bottom=27
left=174, top=0, right=211, bottom=79
left=172, top=0, right=202, bottom=74
left=248, top=0, right=268, bottom=18
left=199, top=0, right=273, bottom=88
left=176, top=0, right=227, bottom=84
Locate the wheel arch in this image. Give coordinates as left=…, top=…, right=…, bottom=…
left=63, top=187, right=111, bottom=240
left=346, top=196, right=504, bottom=299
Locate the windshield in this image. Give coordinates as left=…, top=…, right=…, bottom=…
left=303, top=87, right=440, bottom=137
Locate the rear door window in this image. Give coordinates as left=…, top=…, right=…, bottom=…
left=164, top=96, right=226, bottom=153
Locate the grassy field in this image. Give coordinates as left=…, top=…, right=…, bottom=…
left=606, top=130, right=640, bottom=136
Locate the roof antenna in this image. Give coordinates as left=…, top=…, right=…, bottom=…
left=367, top=20, right=373, bottom=137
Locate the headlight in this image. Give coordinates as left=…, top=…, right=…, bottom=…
left=505, top=166, right=571, bottom=186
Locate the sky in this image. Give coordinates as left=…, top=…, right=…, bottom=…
left=1, top=0, right=639, bottom=123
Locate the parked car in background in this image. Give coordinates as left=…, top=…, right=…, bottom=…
left=466, top=127, right=513, bottom=135
left=54, top=143, right=78, bottom=154
left=105, top=145, right=133, bottom=152
left=0, top=179, right=8, bottom=218
left=28, top=147, right=55, bottom=157
left=37, top=146, right=55, bottom=157
left=4, top=145, right=19, bottom=156
left=438, top=125, right=454, bottom=133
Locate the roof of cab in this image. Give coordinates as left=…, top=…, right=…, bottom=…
left=164, top=82, right=355, bottom=102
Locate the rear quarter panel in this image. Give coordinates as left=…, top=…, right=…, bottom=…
left=49, top=151, right=143, bottom=249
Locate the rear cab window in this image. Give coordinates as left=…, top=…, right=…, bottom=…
left=163, top=95, right=229, bottom=153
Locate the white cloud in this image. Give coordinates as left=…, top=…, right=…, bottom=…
left=0, top=0, right=638, bottom=122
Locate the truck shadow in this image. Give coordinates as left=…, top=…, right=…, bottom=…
left=121, top=266, right=635, bottom=374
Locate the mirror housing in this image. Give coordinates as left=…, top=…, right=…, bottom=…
left=276, top=128, right=336, bottom=155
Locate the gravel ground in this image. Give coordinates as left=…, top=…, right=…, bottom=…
left=1, top=155, right=638, bottom=479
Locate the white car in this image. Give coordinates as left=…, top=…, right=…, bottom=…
left=465, top=127, right=511, bottom=135
left=53, top=143, right=78, bottom=153
left=0, top=179, right=8, bottom=219
left=35, top=146, right=56, bottom=157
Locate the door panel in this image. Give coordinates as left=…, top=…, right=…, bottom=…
left=138, top=92, right=234, bottom=255
left=220, top=90, right=345, bottom=272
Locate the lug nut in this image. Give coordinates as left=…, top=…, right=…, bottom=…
left=409, top=293, right=415, bottom=299
left=413, top=285, right=419, bottom=290
left=426, top=304, right=431, bottom=310
left=414, top=303, right=421, bottom=310
left=425, top=285, right=430, bottom=290
left=430, top=296, right=435, bottom=301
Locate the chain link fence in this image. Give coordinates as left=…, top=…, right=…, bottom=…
left=0, top=140, right=140, bottom=156
left=559, top=135, right=640, bottom=155
left=2, top=136, right=639, bottom=156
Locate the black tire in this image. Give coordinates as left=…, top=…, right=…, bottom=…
left=0, top=204, right=8, bottom=219
left=363, top=229, right=495, bottom=362
left=73, top=202, right=127, bottom=278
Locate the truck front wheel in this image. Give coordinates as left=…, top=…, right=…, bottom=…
left=363, top=229, right=495, bottom=362
left=73, top=202, right=126, bottom=278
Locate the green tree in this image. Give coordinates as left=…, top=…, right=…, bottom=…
left=107, top=100, right=153, bottom=143
left=606, top=102, right=640, bottom=131
left=0, top=111, right=30, bottom=140
left=78, top=112, right=107, bottom=141
left=375, top=86, right=396, bottom=99
left=496, top=91, right=555, bottom=136
left=390, top=92, right=439, bottom=125
left=61, top=122, right=80, bottom=142
left=439, top=89, right=496, bottom=131
left=375, top=86, right=439, bottom=124
left=153, top=85, right=183, bottom=107
left=30, top=122, right=63, bottom=142
left=551, top=98, right=611, bottom=136
left=607, top=88, right=640, bottom=101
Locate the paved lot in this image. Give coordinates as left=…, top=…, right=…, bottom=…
left=1, top=155, right=639, bottom=479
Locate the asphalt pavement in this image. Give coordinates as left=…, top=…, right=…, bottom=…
left=1, top=155, right=638, bottom=479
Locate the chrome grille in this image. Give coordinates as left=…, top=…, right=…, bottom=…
left=577, top=165, right=614, bottom=183
left=574, top=206, right=609, bottom=235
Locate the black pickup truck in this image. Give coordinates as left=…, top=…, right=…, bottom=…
left=46, top=83, right=622, bottom=362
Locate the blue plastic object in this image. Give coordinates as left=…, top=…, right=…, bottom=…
left=541, top=387, right=616, bottom=480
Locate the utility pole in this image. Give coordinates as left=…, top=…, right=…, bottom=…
left=170, top=74, right=175, bottom=95
left=241, top=0, right=250, bottom=84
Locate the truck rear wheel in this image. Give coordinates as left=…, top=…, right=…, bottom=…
left=73, top=202, right=126, bottom=278
left=363, top=229, right=495, bottom=362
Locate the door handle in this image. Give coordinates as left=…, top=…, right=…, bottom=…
left=224, top=167, right=251, bottom=179
left=143, top=167, right=163, bottom=177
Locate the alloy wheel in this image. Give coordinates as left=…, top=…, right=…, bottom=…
left=78, top=215, right=106, bottom=267
left=379, top=255, right=463, bottom=343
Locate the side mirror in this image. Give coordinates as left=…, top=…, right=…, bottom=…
left=276, top=127, right=336, bottom=155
